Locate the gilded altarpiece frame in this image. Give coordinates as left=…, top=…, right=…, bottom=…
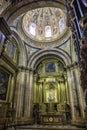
left=44, top=82, right=58, bottom=103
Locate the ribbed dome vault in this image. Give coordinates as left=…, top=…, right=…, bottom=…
left=22, top=7, right=67, bottom=43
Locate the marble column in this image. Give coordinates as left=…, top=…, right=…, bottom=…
left=14, top=70, right=25, bottom=118
left=24, top=68, right=34, bottom=122
left=74, top=66, right=85, bottom=118
left=67, top=69, right=76, bottom=121
left=33, top=76, right=37, bottom=103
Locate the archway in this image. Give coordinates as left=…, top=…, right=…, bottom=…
left=33, top=57, right=71, bottom=124
left=25, top=48, right=76, bottom=124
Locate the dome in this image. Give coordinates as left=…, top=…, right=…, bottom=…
left=22, top=7, right=67, bottom=43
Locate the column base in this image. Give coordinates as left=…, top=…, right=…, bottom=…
left=71, top=118, right=87, bottom=127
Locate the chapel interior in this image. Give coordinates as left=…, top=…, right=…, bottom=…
left=0, top=0, right=87, bottom=130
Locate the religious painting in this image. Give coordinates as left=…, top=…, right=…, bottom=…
left=45, top=62, right=55, bottom=72
left=23, top=7, right=66, bottom=42
left=44, top=82, right=57, bottom=103
left=53, top=27, right=57, bottom=35
left=54, top=8, right=61, bottom=18
left=0, top=69, right=9, bottom=100
left=38, top=26, right=43, bottom=36
left=33, top=13, right=39, bottom=23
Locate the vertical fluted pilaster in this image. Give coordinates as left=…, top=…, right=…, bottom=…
left=67, top=69, right=76, bottom=121
left=24, top=68, right=34, bottom=121
left=74, top=66, right=85, bottom=118
left=14, top=70, right=25, bottom=118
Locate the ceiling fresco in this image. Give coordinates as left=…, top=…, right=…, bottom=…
left=22, top=7, right=67, bottom=43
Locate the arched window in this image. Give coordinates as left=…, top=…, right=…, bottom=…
left=45, top=26, right=51, bottom=38
left=59, top=19, right=65, bottom=33
left=29, top=23, right=36, bottom=36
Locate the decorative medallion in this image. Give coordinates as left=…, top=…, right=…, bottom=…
left=49, top=117, right=53, bottom=122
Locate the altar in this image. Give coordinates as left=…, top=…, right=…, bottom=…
left=33, top=68, right=71, bottom=124
left=39, top=112, right=64, bottom=124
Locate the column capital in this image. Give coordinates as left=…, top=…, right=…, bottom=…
left=66, top=62, right=79, bottom=71
left=18, top=66, right=30, bottom=71
left=29, top=68, right=34, bottom=72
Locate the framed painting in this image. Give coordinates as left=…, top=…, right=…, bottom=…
left=45, top=62, right=55, bottom=72
left=0, top=69, right=9, bottom=100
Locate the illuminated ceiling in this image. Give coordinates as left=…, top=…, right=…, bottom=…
left=22, top=7, right=67, bottom=43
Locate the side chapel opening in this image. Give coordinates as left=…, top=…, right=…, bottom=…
left=33, top=58, right=71, bottom=124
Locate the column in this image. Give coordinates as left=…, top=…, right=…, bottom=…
left=14, top=70, right=25, bottom=119
left=39, top=83, right=42, bottom=103
left=67, top=69, right=76, bottom=121
left=74, top=66, right=85, bottom=118
left=8, top=74, right=15, bottom=108
left=24, top=68, right=34, bottom=122
left=33, top=76, right=37, bottom=103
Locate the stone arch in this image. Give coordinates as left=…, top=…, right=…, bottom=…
left=1, top=0, right=66, bottom=24
left=28, top=48, right=71, bottom=69
left=26, top=48, right=76, bottom=121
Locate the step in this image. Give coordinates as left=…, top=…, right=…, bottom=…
left=16, top=125, right=87, bottom=130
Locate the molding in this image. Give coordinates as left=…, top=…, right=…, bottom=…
left=28, top=48, right=72, bottom=68
left=66, top=61, right=79, bottom=70
left=0, top=17, right=11, bottom=38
